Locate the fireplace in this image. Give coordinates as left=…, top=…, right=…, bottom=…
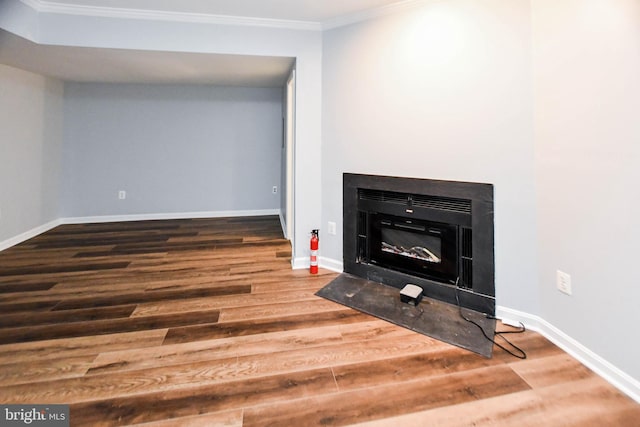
left=344, top=174, right=495, bottom=314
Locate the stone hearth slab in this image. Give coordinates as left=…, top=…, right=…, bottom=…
left=316, top=273, right=495, bottom=358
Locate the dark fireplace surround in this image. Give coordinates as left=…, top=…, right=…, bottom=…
left=343, top=174, right=495, bottom=314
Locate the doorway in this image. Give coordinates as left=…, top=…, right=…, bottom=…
left=283, top=68, right=296, bottom=257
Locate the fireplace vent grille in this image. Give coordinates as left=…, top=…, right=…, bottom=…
left=358, top=189, right=407, bottom=205
left=358, top=189, right=471, bottom=214
left=460, top=227, right=473, bottom=288
left=461, top=228, right=473, bottom=258
left=412, top=195, right=471, bottom=214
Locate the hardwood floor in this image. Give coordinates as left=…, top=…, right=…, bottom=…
left=0, top=216, right=638, bottom=426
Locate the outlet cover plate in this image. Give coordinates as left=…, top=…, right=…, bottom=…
left=328, top=221, right=336, bottom=235
left=556, top=270, right=572, bottom=295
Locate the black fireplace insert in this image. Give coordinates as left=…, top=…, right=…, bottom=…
left=343, top=173, right=495, bottom=314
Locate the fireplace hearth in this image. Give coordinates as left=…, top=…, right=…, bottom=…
left=343, top=173, right=495, bottom=314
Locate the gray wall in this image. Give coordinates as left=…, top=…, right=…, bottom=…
left=2, top=0, right=638, bottom=385
left=0, top=64, right=63, bottom=243
left=321, top=0, right=640, bottom=383
left=532, top=0, right=640, bottom=380
left=62, top=83, right=283, bottom=218
left=12, top=5, right=323, bottom=261
left=321, top=0, right=539, bottom=313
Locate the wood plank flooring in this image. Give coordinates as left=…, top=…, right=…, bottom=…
left=0, top=216, right=638, bottom=426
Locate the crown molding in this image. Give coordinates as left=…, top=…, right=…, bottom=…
left=19, top=0, right=323, bottom=31
left=19, top=0, right=432, bottom=32
left=18, top=0, right=41, bottom=10
left=322, top=0, right=431, bottom=30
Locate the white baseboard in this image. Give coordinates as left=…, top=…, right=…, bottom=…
left=292, top=256, right=308, bottom=270
left=496, top=305, right=640, bottom=404
left=278, top=211, right=288, bottom=240
left=320, top=256, right=343, bottom=273
left=0, top=219, right=62, bottom=251
left=292, top=256, right=343, bottom=273
left=0, top=209, right=279, bottom=252
left=61, top=209, right=280, bottom=225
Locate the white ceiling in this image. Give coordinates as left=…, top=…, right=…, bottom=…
left=0, top=30, right=295, bottom=86
left=0, top=0, right=410, bottom=86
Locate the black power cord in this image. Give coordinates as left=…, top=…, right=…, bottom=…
left=454, top=278, right=527, bottom=359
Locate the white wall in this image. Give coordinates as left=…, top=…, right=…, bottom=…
left=62, top=83, right=282, bottom=218
left=0, top=64, right=64, bottom=244
left=321, top=0, right=539, bottom=313
left=533, top=0, right=640, bottom=380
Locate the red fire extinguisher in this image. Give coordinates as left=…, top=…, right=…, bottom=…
left=310, top=229, right=319, bottom=274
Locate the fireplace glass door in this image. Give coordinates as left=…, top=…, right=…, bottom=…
left=370, top=214, right=458, bottom=284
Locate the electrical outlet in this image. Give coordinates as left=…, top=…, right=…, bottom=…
left=328, top=221, right=336, bottom=235
left=556, top=270, right=572, bottom=295
left=272, top=186, right=278, bottom=194
left=118, top=190, right=126, bottom=200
